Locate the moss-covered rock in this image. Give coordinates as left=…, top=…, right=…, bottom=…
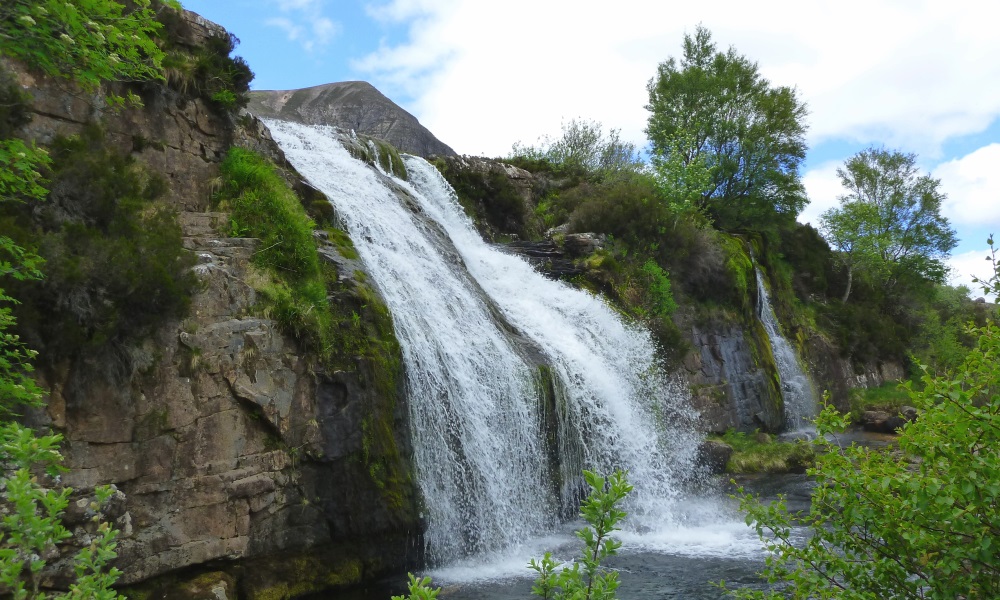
left=709, top=430, right=815, bottom=474
left=242, top=554, right=363, bottom=600
left=344, top=135, right=408, bottom=180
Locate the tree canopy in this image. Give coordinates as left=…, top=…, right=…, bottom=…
left=646, top=25, right=808, bottom=229
left=819, top=147, right=958, bottom=302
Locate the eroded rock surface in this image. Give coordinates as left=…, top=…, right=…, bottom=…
left=248, top=81, right=456, bottom=157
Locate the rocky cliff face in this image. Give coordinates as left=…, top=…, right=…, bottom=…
left=248, top=82, right=457, bottom=158
left=8, top=9, right=419, bottom=599
left=682, top=318, right=785, bottom=433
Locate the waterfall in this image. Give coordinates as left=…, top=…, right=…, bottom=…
left=265, top=120, right=712, bottom=567
left=754, top=269, right=817, bottom=431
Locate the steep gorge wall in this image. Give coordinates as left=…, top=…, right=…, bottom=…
left=7, top=10, right=419, bottom=598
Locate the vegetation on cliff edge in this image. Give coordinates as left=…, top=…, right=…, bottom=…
left=492, top=27, right=994, bottom=388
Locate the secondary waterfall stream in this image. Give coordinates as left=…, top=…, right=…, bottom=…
left=755, top=269, right=817, bottom=431
left=265, top=121, right=761, bottom=579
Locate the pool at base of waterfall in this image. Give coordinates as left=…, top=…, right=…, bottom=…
left=308, top=473, right=820, bottom=600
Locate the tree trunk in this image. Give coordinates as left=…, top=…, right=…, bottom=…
left=842, top=264, right=853, bottom=303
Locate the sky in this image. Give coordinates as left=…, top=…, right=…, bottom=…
left=181, top=0, right=999, bottom=297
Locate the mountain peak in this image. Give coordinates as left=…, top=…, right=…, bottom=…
left=247, top=82, right=456, bottom=157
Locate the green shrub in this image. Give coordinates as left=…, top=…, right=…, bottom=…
left=433, top=158, right=530, bottom=239
left=509, top=118, right=642, bottom=184
left=0, top=423, right=126, bottom=599
left=158, top=21, right=254, bottom=113
left=3, top=127, right=195, bottom=362
left=0, top=0, right=168, bottom=95
left=530, top=470, right=632, bottom=600
left=638, top=259, right=678, bottom=317
left=733, top=319, right=1000, bottom=597
left=567, top=174, right=668, bottom=244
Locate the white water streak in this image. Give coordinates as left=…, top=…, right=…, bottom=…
left=402, top=158, right=703, bottom=523
left=755, top=269, right=817, bottom=430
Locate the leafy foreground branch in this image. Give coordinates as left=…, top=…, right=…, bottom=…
left=394, top=469, right=632, bottom=600
left=731, top=297, right=1000, bottom=596
left=0, top=424, right=125, bottom=600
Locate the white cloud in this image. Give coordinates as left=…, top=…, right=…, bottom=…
left=265, top=0, right=339, bottom=53
left=799, top=161, right=843, bottom=228
left=365, top=0, right=457, bottom=23
left=358, top=0, right=1000, bottom=161
left=265, top=17, right=302, bottom=42
left=274, top=0, right=321, bottom=9
left=947, top=248, right=998, bottom=301
left=934, top=143, right=1000, bottom=228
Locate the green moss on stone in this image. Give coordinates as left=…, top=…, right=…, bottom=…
left=326, top=226, right=359, bottom=260
left=249, top=557, right=363, bottom=600
left=710, top=430, right=815, bottom=474
left=719, top=234, right=754, bottom=315
left=347, top=136, right=408, bottom=180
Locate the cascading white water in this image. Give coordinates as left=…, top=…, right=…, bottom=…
left=400, top=158, right=703, bottom=521
left=755, top=269, right=817, bottom=431
left=265, top=120, right=739, bottom=570
left=267, top=121, right=552, bottom=562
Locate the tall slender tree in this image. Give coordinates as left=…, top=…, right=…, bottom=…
left=820, top=147, right=957, bottom=302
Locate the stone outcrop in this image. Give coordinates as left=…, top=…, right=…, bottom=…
left=861, top=405, right=917, bottom=433
left=682, top=319, right=786, bottom=433
left=9, top=8, right=419, bottom=598
left=248, top=81, right=456, bottom=157
left=802, top=335, right=905, bottom=414
left=433, top=155, right=543, bottom=241
left=502, top=240, right=584, bottom=279
left=696, top=440, right=734, bottom=475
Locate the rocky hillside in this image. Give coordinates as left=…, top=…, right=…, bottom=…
left=5, top=9, right=419, bottom=599
left=248, top=81, right=457, bottom=157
